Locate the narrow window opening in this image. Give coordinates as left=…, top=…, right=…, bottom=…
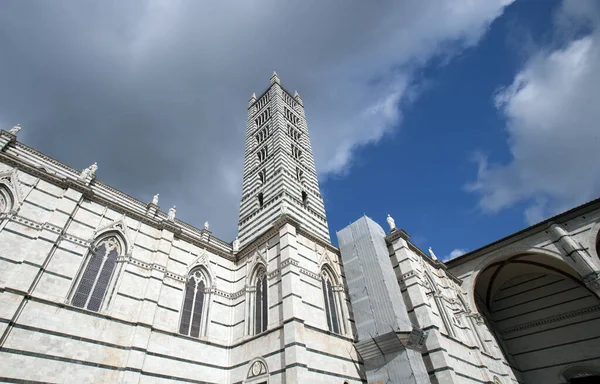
left=258, top=192, right=264, bottom=208
left=258, top=169, right=266, bottom=184
left=302, top=191, right=308, bottom=207
left=255, top=271, right=268, bottom=334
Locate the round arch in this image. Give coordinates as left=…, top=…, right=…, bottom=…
left=471, top=250, right=600, bottom=383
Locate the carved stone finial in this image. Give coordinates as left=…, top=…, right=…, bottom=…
left=232, top=236, right=240, bottom=253
left=204, top=221, right=210, bottom=231
left=9, top=124, right=21, bottom=135
left=152, top=194, right=159, bottom=205
left=428, top=247, right=438, bottom=261
left=168, top=206, right=176, bottom=221
left=386, top=214, right=396, bottom=232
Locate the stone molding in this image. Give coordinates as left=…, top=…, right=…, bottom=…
left=500, top=304, right=600, bottom=334
left=0, top=149, right=234, bottom=260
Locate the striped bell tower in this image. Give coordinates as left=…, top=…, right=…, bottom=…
left=237, top=72, right=330, bottom=245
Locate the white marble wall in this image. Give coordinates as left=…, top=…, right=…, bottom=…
left=0, top=146, right=364, bottom=384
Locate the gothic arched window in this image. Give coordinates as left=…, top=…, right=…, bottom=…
left=0, top=186, right=14, bottom=215
left=255, top=269, right=268, bottom=334
left=179, top=268, right=209, bottom=338
left=321, top=269, right=340, bottom=334
left=72, top=234, right=124, bottom=312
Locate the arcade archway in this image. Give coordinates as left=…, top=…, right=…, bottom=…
left=474, top=252, right=600, bottom=383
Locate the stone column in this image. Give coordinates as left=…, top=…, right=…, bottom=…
left=276, top=220, right=308, bottom=383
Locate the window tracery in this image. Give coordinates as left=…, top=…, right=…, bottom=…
left=72, top=235, right=123, bottom=312
left=321, top=268, right=340, bottom=334
left=179, top=268, right=209, bottom=338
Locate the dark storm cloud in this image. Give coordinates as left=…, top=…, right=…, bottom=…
left=0, top=1, right=512, bottom=239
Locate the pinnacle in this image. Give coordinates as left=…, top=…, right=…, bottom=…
left=270, top=71, right=280, bottom=85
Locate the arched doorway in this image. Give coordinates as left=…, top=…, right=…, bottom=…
left=474, top=253, right=600, bottom=383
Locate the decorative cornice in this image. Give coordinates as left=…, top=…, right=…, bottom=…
left=0, top=149, right=235, bottom=261
left=500, top=304, right=600, bottom=334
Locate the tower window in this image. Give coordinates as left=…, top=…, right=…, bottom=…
left=302, top=191, right=308, bottom=207
left=283, top=91, right=297, bottom=108
left=291, top=144, right=302, bottom=160
left=258, top=169, right=266, bottom=184
left=296, top=167, right=304, bottom=183
left=258, top=192, right=264, bottom=208
left=255, top=93, right=270, bottom=110
left=257, top=146, right=268, bottom=163
left=254, top=107, right=271, bottom=128
left=287, top=124, right=301, bottom=142
left=284, top=107, right=300, bottom=126
left=255, top=125, right=269, bottom=145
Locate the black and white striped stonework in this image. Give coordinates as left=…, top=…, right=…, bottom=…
left=237, top=74, right=330, bottom=245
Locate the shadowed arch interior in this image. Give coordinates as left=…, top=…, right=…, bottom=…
left=474, top=252, right=600, bottom=383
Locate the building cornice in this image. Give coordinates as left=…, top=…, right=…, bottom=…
left=0, top=142, right=235, bottom=260
left=446, top=196, right=600, bottom=267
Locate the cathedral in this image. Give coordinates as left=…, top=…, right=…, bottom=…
left=0, top=72, right=599, bottom=384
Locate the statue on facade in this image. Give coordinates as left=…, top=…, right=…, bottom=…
left=280, top=201, right=289, bottom=216
left=79, top=162, right=98, bottom=181
left=152, top=194, right=159, bottom=205
left=168, top=206, right=176, bottom=221
left=9, top=124, right=21, bottom=135
left=204, top=221, right=210, bottom=231
left=232, top=236, right=240, bottom=253
left=428, top=247, right=438, bottom=261
left=386, top=214, right=396, bottom=231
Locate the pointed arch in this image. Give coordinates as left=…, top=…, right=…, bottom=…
left=93, top=216, right=132, bottom=254
left=0, top=169, right=23, bottom=216
left=70, top=231, right=127, bottom=312
left=179, top=265, right=211, bottom=338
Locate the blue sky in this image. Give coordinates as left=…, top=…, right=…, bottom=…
left=324, top=0, right=600, bottom=259
left=1, top=0, right=599, bottom=259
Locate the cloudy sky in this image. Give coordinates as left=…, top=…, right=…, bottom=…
left=1, top=0, right=599, bottom=260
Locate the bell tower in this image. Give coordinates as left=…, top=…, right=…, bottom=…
left=237, top=72, right=330, bottom=245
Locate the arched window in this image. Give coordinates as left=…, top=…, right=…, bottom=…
left=0, top=186, right=14, bottom=215
left=72, top=234, right=123, bottom=312
left=255, top=269, right=268, bottom=334
left=321, top=269, right=340, bottom=334
left=179, top=268, right=209, bottom=338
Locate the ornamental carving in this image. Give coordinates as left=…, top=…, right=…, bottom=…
left=247, top=359, right=268, bottom=379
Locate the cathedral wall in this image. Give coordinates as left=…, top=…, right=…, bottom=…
left=388, top=233, right=517, bottom=384
left=445, top=201, right=600, bottom=384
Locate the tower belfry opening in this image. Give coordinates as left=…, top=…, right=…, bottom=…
left=237, top=73, right=330, bottom=245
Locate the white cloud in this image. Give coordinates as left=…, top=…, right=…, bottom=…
left=467, top=0, right=600, bottom=224
left=446, top=248, right=467, bottom=261
left=0, top=0, right=514, bottom=239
